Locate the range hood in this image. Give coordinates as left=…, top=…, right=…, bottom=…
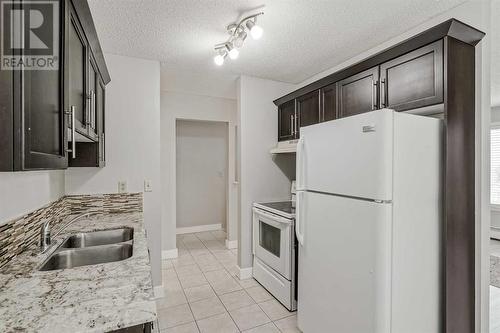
left=270, top=140, right=298, bottom=154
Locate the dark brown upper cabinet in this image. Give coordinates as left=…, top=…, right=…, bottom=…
left=68, top=5, right=89, bottom=137
left=320, top=83, right=337, bottom=122
left=0, top=0, right=68, bottom=171
left=69, top=72, right=106, bottom=168
left=87, top=56, right=99, bottom=140
left=66, top=0, right=109, bottom=168
left=0, top=0, right=109, bottom=171
left=278, top=100, right=296, bottom=141
left=338, top=66, right=379, bottom=118
left=380, top=40, right=443, bottom=111
left=97, top=78, right=106, bottom=167
left=296, top=90, right=321, bottom=136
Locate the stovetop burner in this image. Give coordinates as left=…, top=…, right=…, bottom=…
left=253, top=201, right=295, bottom=218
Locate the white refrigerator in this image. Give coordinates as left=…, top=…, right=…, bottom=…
left=295, top=109, right=442, bottom=333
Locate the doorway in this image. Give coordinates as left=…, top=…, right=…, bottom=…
left=175, top=119, right=228, bottom=234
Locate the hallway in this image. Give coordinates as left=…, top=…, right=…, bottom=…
left=156, top=231, right=300, bottom=332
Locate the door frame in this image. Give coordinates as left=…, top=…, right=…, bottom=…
left=171, top=117, right=238, bottom=248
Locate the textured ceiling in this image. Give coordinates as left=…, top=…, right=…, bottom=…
left=87, top=0, right=467, bottom=84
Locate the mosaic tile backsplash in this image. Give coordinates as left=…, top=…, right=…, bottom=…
left=0, top=192, right=143, bottom=269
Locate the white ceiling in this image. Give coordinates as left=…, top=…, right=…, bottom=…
left=87, top=0, right=468, bottom=85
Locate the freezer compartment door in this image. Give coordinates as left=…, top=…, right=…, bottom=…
left=297, top=109, right=393, bottom=201
left=297, top=191, right=392, bottom=333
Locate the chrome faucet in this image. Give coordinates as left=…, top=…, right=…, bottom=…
left=40, top=221, right=52, bottom=253
left=39, top=212, right=95, bottom=253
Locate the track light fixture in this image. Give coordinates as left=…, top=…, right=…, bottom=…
left=213, top=11, right=264, bottom=66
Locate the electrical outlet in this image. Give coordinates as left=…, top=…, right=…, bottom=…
left=144, top=180, right=153, bottom=192
left=118, top=181, right=127, bottom=193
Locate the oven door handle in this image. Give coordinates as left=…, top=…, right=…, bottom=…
left=253, top=208, right=292, bottom=226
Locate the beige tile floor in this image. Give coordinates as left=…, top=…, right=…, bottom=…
left=155, top=230, right=301, bottom=333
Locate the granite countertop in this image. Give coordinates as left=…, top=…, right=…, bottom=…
left=0, top=212, right=157, bottom=333
left=492, top=254, right=500, bottom=288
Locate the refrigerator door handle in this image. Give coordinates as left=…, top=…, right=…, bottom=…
left=296, top=136, right=306, bottom=191
left=295, top=191, right=304, bottom=246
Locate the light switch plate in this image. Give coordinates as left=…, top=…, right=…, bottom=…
left=118, top=181, right=127, bottom=193
left=144, top=180, right=153, bottom=192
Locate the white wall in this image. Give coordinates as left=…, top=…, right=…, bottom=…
left=237, top=75, right=296, bottom=269
left=65, top=54, right=162, bottom=286
left=286, top=1, right=492, bottom=329
left=176, top=120, right=228, bottom=230
left=161, top=91, right=237, bottom=253
left=161, top=67, right=238, bottom=100
left=0, top=171, right=65, bottom=224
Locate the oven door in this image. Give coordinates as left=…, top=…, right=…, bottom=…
left=253, top=207, right=293, bottom=280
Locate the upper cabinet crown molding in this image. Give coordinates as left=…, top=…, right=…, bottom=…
left=273, top=18, right=485, bottom=107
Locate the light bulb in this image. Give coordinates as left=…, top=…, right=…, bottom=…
left=214, top=54, right=225, bottom=66
left=228, top=47, right=239, bottom=60
left=246, top=20, right=263, bottom=40
left=250, top=25, right=263, bottom=40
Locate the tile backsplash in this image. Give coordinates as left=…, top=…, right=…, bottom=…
left=0, top=192, right=142, bottom=269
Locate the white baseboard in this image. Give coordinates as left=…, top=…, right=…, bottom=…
left=162, top=248, right=178, bottom=259
left=492, top=227, right=500, bottom=240
left=153, top=285, right=164, bottom=298
left=225, top=239, right=238, bottom=249
left=238, top=266, right=253, bottom=280
left=176, top=224, right=222, bottom=235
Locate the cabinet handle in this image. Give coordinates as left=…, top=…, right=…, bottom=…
left=294, top=113, right=298, bottom=136
left=67, top=105, right=76, bottom=159
left=381, top=79, right=386, bottom=108
left=91, top=90, right=96, bottom=130
left=86, top=93, right=91, bottom=126
left=101, top=133, right=105, bottom=162
left=372, top=78, right=377, bottom=111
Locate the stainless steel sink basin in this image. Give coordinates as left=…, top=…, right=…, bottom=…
left=39, top=243, right=133, bottom=271
left=60, top=228, right=134, bottom=248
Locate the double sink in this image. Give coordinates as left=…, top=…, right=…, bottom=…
left=39, top=228, right=134, bottom=271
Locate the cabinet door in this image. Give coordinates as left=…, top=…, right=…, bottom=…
left=278, top=100, right=296, bottom=141
left=87, top=57, right=99, bottom=140
left=68, top=77, right=105, bottom=168
left=20, top=0, right=67, bottom=170
left=338, top=67, right=379, bottom=118
left=320, top=83, right=337, bottom=122
left=296, top=90, right=320, bottom=137
left=68, top=6, right=88, bottom=136
left=380, top=40, right=443, bottom=111
left=97, top=79, right=106, bottom=167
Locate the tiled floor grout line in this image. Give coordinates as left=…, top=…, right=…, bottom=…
left=196, top=231, right=276, bottom=333
left=174, top=231, right=244, bottom=332
left=162, top=231, right=296, bottom=333
left=195, top=232, right=244, bottom=332
left=175, top=236, right=203, bottom=333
